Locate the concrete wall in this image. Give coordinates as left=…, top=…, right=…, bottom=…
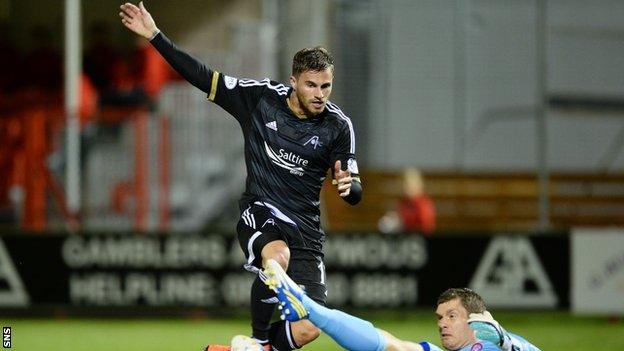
left=364, top=0, right=624, bottom=172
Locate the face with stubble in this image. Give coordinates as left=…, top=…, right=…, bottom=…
left=289, top=68, right=333, bottom=117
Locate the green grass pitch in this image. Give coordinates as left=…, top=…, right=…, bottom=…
left=3, top=311, right=623, bottom=350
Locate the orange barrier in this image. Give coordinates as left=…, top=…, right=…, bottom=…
left=23, top=110, right=47, bottom=231
left=0, top=107, right=79, bottom=232
left=109, top=110, right=171, bottom=232
left=158, top=116, right=171, bottom=230
left=133, top=111, right=149, bottom=231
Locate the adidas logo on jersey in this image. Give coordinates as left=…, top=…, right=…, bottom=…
left=265, top=121, right=277, bottom=131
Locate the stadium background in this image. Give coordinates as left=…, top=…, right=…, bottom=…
left=1, top=0, right=623, bottom=350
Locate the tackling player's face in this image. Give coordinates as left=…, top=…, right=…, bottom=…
left=435, top=298, right=476, bottom=350
left=290, top=68, right=333, bottom=117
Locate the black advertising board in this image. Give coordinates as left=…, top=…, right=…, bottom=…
left=323, top=234, right=569, bottom=309
left=0, top=233, right=569, bottom=310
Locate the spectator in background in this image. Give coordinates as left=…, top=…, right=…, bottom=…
left=378, top=167, right=436, bottom=235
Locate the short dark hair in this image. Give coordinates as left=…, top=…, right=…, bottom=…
left=437, top=288, right=486, bottom=314
left=291, top=46, right=334, bottom=77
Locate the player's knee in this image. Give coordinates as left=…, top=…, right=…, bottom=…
left=261, top=241, right=290, bottom=269
left=292, top=321, right=320, bottom=346
left=271, top=254, right=289, bottom=271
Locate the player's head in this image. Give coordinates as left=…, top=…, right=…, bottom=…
left=435, top=288, right=485, bottom=350
left=438, top=287, right=486, bottom=314
left=289, top=46, right=334, bottom=117
left=291, top=46, right=334, bottom=77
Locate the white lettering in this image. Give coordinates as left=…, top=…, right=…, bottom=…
left=3, top=327, right=10, bottom=348
left=326, top=274, right=349, bottom=306
left=278, top=149, right=309, bottom=166
left=69, top=272, right=219, bottom=306
left=159, top=273, right=218, bottom=306
left=221, top=273, right=255, bottom=306
left=125, top=273, right=158, bottom=304
left=324, top=236, right=427, bottom=269
left=62, top=236, right=227, bottom=269
left=70, top=273, right=123, bottom=305
left=351, top=274, right=417, bottom=307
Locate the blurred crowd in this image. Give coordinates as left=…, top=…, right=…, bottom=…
left=0, top=22, right=178, bottom=228
left=0, top=22, right=178, bottom=116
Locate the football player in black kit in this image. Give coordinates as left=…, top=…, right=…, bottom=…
left=120, top=3, right=362, bottom=351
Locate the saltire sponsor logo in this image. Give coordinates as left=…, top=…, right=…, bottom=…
left=264, top=142, right=307, bottom=176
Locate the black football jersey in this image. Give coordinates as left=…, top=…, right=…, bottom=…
left=151, top=32, right=360, bottom=252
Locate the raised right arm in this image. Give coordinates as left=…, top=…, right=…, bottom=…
left=119, top=2, right=213, bottom=93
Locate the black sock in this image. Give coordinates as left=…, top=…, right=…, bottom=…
left=250, top=276, right=277, bottom=344
left=268, top=320, right=299, bottom=350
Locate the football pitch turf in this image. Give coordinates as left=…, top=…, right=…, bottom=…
left=3, top=311, right=622, bottom=350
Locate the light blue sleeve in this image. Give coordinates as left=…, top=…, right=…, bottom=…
left=509, top=332, right=542, bottom=351
left=418, top=341, right=445, bottom=351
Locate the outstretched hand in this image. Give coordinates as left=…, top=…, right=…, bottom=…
left=468, top=311, right=513, bottom=351
left=119, top=2, right=159, bottom=39
left=334, top=160, right=352, bottom=197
